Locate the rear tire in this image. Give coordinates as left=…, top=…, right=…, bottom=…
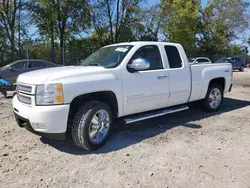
left=239, top=66, right=244, bottom=72
left=202, top=84, right=223, bottom=112
left=71, top=101, right=113, bottom=151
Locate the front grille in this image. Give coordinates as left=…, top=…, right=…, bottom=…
left=17, top=94, right=32, bottom=105
left=17, top=83, right=34, bottom=105
left=17, top=84, right=32, bottom=94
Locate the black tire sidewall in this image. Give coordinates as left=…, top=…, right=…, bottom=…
left=84, top=103, right=112, bottom=150
left=240, top=66, right=244, bottom=72
left=204, top=84, right=223, bottom=112
left=73, top=101, right=113, bottom=150
left=3, top=91, right=7, bottom=98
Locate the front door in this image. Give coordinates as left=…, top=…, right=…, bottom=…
left=122, top=45, right=170, bottom=116
left=234, top=57, right=241, bottom=69
left=231, top=58, right=237, bottom=69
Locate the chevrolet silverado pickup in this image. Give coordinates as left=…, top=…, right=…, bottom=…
left=13, top=42, right=233, bottom=150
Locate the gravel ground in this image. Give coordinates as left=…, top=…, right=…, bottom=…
left=0, top=69, right=250, bottom=188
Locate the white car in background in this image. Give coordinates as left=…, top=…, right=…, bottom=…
left=189, top=57, right=212, bottom=64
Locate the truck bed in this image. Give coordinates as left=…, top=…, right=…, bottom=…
left=189, top=63, right=232, bottom=102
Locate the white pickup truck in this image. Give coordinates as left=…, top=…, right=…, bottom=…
left=13, top=42, right=233, bottom=150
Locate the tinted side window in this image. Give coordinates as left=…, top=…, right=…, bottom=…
left=231, top=58, right=236, bottom=63
left=130, top=45, right=163, bottom=70
left=164, top=46, right=182, bottom=68
left=235, top=58, right=241, bottom=62
left=12, top=62, right=26, bottom=69
left=29, top=61, right=44, bottom=68
left=45, top=62, right=55, bottom=68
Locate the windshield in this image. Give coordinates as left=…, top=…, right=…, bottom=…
left=80, top=45, right=133, bottom=68
left=0, top=65, right=9, bottom=71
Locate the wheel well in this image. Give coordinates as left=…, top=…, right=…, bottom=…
left=209, top=78, right=225, bottom=91
left=68, top=91, right=119, bottom=127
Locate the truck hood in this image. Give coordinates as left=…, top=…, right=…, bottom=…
left=17, top=66, right=105, bottom=84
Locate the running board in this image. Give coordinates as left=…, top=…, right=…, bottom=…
left=123, top=105, right=189, bottom=124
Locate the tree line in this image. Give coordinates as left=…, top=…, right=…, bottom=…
left=0, top=0, right=249, bottom=66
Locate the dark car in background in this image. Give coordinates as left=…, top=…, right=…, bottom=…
left=0, top=59, right=60, bottom=84
left=215, top=56, right=245, bottom=72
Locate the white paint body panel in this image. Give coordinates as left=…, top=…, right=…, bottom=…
left=164, top=44, right=192, bottom=106
left=13, top=95, right=69, bottom=133
left=13, top=41, right=232, bottom=134
left=121, top=69, right=170, bottom=116
left=189, top=63, right=232, bottom=102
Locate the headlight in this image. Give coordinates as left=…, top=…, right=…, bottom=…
left=36, top=84, right=64, bottom=105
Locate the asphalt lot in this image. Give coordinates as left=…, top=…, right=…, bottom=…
left=0, top=69, right=250, bottom=188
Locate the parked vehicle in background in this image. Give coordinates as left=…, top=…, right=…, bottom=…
left=215, top=56, right=245, bottom=72
left=13, top=42, right=233, bottom=151
left=0, top=59, right=60, bottom=84
left=188, top=57, right=212, bottom=64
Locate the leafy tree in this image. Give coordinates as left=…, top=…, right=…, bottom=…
left=66, top=37, right=100, bottom=65
left=1, top=0, right=249, bottom=67
left=29, top=0, right=58, bottom=63
left=0, top=0, right=25, bottom=61
left=136, top=4, right=162, bottom=41
left=160, top=0, right=200, bottom=54
left=56, top=0, right=90, bottom=65
left=91, top=0, right=142, bottom=44
left=197, top=0, right=249, bottom=55
left=30, top=0, right=90, bottom=65
left=0, top=25, right=9, bottom=65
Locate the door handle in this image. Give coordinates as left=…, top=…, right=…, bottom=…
left=157, top=75, right=168, bottom=80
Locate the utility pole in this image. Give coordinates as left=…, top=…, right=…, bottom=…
left=26, top=44, right=29, bottom=60
left=62, top=47, right=65, bottom=65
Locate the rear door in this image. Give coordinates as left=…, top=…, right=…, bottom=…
left=164, top=45, right=191, bottom=107
left=235, top=58, right=242, bottom=69
left=122, top=45, right=170, bottom=116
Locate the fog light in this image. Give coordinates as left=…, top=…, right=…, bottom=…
left=31, top=123, right=46, bottom=129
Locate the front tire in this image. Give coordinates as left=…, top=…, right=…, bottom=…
left=71, top=101, right=113, bottom=150
left=239, top=66, right=244, bottom=72
left=202, top=84, right=223, bottom=112
left=2, top=91, right=7, bottom=98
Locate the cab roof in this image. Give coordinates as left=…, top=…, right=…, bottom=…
left=105, top=41, right=181, bottom=47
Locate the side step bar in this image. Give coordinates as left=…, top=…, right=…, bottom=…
left=123, top=105, right=189, bottom=124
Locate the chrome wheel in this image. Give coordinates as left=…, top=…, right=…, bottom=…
left=89, top=110, right=110, bottom=144
left=208, top=88, right=221, bottom=109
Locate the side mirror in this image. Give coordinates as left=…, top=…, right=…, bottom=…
left=128, top=58, right=150, bottom=72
